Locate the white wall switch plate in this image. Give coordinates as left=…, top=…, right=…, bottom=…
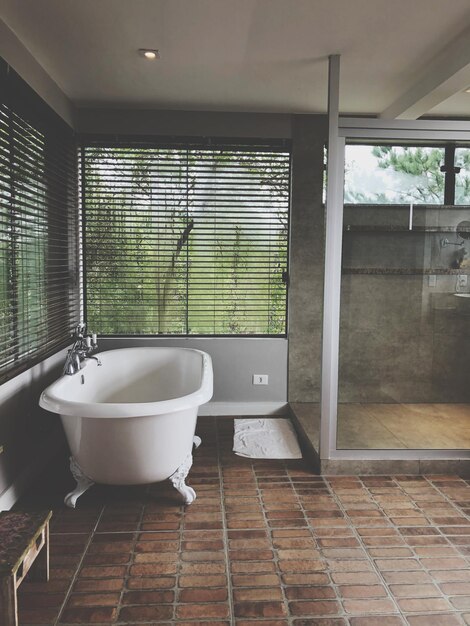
left=458, top=274, right=468, bottom=288
left=428, top=275, right=436, bottom=287
left=253, top=374, right=269, bottom=385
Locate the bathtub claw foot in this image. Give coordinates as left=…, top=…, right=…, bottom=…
left=193, top=435, right=202, bottom=449
left=64, top=457, right=94, bottom=509
left=169, top=453, right=196, bottom=505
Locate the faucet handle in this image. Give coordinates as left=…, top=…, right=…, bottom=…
left=74, top=322, right=86, bottom=338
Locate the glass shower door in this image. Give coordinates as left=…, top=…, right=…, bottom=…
left=337, top=144, right=470, bottom=449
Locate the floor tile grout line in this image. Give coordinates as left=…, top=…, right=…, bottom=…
left=424, top=475, right=470, bottom=528
left=405, top=476, right=470, bottom=572
left=361, top=476, right=468, bottom=625
left=371, top=476, right=470, bottom=623
left=365, top=477, right=443, bottom=625
left=366, top=476, right=452, bottom=574
left=174, top=468, right=188, bottom=624
left=286, top=468, right=347, bottom=623
left=216, top=418, right=236, bottom=626
left=372, top=413, right=411, bottom=450
left=293, top=473, right=470, bottom=581
left=388, top=476, right=470, bottom=624
left=221, top=430, right=299, bottom=621
left=325, top=476, right=407, bottom=622
left=399, top=478, right=468, bottom=556
left=423, top=475, right=470, bottom=620
left=254, top=460, right=293, bottom=625
left=53, top=505, right=106, bottom=626
left=113, top=498, right=147, bottom=624
left=23, top=421, right=470, bottom=626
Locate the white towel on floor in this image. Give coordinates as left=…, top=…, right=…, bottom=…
left=233, top=418, right=302, bottom=459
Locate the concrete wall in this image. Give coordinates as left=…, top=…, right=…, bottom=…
left=0, top=349, right=67, bottom=509
left=339, top=204, right=470, bottom=403
left=77, top=107, right=292, bottom=139
left=287, top=115, right=327, bottom=402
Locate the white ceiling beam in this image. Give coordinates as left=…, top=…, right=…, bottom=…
left=380, top=25, right=470, bottom=120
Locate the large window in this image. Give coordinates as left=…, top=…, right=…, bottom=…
left=0, top=59, right=78, bottom=384
left=344, top=144, right=470, bottom=205
left=81, top=141, right=290, bottom=336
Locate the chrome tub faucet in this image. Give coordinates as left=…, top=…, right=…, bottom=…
left=63, top=324, right=101, bottom=375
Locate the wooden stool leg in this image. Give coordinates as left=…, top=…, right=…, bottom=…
left=29, top=525, right=50, bottom=582
left=0, top=574, right=18, bottom=626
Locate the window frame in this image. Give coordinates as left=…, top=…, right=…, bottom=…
left=79, top=136, right=291, bottom=339
left=341, top=141, right=470, bottom=207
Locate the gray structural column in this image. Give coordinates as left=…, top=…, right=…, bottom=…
left=288, top=114, right=327, bottom=402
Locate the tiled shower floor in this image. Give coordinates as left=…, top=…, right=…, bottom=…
left=337, top=404, right=470, bottom=450
left=14, top=417, right=470, bottom=625
left=290, top=402, right=470, bottom=450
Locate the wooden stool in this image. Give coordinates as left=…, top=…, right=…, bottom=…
left=0, top=511, right=52, bottom=626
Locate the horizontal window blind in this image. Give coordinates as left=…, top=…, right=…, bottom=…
left=81, top=141, right=290, bottom=335
left=0, top=59, right=79, bottom=383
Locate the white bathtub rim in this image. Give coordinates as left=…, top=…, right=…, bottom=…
left=42, top=390, right=212, bottom=419
left=39, top=348, right=213, bottom=419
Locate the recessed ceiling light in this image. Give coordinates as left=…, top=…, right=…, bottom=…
left=465, top=87, right=470, bottom=93
left=139, top=49, right=160, bottom=60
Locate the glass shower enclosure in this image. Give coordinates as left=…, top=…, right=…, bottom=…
left=320, top=105, right=470, bottom=460
left=337, top=144, right=470, bottom=450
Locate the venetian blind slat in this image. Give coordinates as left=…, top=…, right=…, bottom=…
left=0, top=58, right=79, bottom=384
left=82, top=143, right=290, bottom=336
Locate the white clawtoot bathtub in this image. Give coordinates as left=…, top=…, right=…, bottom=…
left=39, top=347, right=213, bottom=508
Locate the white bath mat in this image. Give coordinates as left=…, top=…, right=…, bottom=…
left=233, top=418, right=302, bottom=459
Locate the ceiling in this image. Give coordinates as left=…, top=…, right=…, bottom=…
left=2, top=0, right=470, bottom=116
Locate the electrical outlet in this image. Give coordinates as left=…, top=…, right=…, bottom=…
left=428, top=275, right=436, bottom=287
left=458, top=274, right=468, bottom=288
left=253, top=374, right=269, bottom=385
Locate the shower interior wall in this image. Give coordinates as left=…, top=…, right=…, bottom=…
left=340, top=204, right=470, bottom=405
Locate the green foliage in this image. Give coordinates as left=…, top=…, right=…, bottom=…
left=454, top=148, right=470, bottom=204
left=0, top=121, right=48, bottom=360
left=371, top=146, right=444, bottom=203
left=345, top=144, right=470, bottom=205
left=84, top=147, right=289, bottom=336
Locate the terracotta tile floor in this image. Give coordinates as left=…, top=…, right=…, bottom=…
left=14, top=417, right=470, bottom=625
